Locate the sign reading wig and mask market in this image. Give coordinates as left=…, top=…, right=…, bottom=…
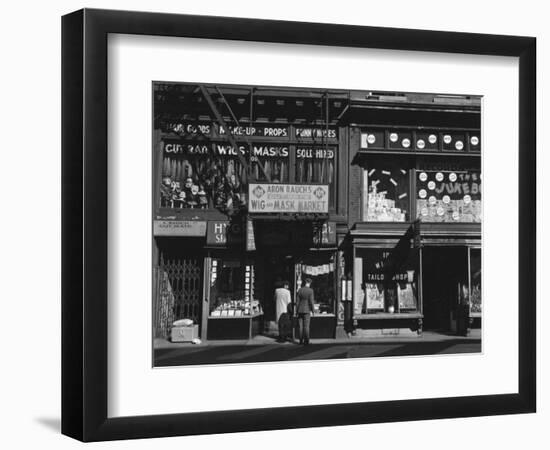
left=248, top=183, right=329, bottom=213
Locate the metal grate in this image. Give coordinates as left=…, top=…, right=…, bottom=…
left=155, top=255, right=202, bottom=338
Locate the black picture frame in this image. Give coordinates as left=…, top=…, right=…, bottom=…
left=62, top=8, right=536, bottom=442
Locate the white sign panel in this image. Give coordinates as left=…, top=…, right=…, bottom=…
left=248, top=183, right=329, bottom=213
left=360, top=133, right=369, bottom=148
left=153, top=220, right=207, bottom=236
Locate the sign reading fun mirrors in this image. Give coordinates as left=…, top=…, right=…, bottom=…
left=249, top=183, right=329, bottom=213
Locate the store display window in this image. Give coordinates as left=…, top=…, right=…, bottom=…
left=362, top=163, right=410, bottom=222
left=356, top=248, right=419, bottom=314
left=249, top=144, right=290, bottom=183
left=295, top=146, right=337, bottom=208
left=416, top=170, right=481, bottom=222
left=209, top=258, right=262, bottom=317
left=470, top=248, right=482, bottom=314
left=295, top=253, right=336, bottom=315
left=160, top=142, right=290, bottom=212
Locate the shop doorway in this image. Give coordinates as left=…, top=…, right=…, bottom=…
left=154, top=238, right=204, bottom=339
left=260, top=253, right=295, bottom=336
left=422, top=247, right=468, bottom=332
left=155, top=256, right=203, bottom=338
left=259, top=250, right=337, bottom=338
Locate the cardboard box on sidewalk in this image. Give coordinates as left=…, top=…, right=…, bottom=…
left=171, top=324, right=199, bottom=342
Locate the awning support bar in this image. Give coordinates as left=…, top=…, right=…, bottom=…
left=199, top=85, right=270, bottom=182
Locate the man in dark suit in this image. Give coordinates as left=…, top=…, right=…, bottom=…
left=296, top=278, right=315, bottom=345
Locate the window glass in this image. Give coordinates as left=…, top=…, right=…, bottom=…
left=209, top=259, right=262, bottom=317
left=416, top=170, right=481, bottom=222
left=362, top=165, right=410, bottom=222
left=160, top=142, right=290, bottom=212
left=249, top=144, right=290, bottom=183
left=356, top=248, right=418, bottom=314
left=160, top=143, right=247, bottom=211
left=470, top=248, right=482, bottom=314
left=295, top=253, right=336, bottom=315
left=295, top=146, right=337, bottom=208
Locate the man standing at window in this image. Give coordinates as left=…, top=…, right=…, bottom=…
left=296, top=278, right=315, bottom=345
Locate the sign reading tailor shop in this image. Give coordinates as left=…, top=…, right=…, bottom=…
left=248, top=183, right=329, bottom=213
left=365, top=272, right=413, bottom=282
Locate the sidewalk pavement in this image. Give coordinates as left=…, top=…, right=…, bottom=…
left=153, top=330, right=481, bottom=366
left=154, top=330, right=481, bottom=350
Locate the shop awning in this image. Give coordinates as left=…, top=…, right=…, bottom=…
left=380, top=220, right=420, bottom=277
left=249, top=219, right=336, bottom=249
left=248, top=213, right=329, bottom=221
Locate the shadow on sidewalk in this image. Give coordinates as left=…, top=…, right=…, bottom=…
left=154, top=338, right=481, bottom=367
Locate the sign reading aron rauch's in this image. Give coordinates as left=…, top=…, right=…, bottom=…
left=248, top=183, right=329, bottom=213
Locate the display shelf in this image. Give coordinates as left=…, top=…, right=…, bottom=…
left=208, top=313, right=263, bottom=319
left=355, top=312, right=422, bottom=319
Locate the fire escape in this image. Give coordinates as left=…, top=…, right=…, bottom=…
left=196, top=84, right=349, bottom=246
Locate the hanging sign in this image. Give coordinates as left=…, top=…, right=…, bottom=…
left=153, top=220, right=207, bottom=236
left=206, top=221, right=244, bottom=246
left=246, top=219, right=256, bottom=251
left=248, top=183, right=329, bottom=213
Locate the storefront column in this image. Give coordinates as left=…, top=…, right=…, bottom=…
left=201, top=256, right=212, bottom=340
left=418, top=246, right=424, bottom=335
left=353, top=256, right=364, bottom=318
left=335, top=249, right=347, bottom=338
left=152, top=238, right=159, bottom=339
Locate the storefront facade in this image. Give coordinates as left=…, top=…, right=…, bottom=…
left=153, top=83, right=481, bottom=341
left=346, top=92, right=482, bottom=336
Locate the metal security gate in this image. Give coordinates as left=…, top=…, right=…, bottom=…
left=154, top=255, right=203, bottom=339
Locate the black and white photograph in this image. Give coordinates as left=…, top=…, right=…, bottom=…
left=1, top=0, right=544, bottom=447
left=152, top=82, right=483, bottom=367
